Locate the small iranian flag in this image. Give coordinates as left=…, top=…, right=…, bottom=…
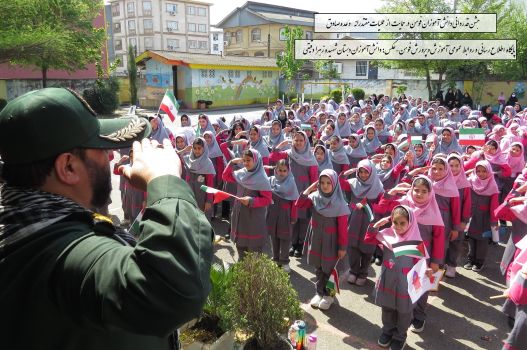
left=326, top=268, right=340, bottom=295
left=458, top=128, right=486, bottom=146
left=201, top=185, right=237, bottom=203
left=392, top=240, right=427, bottom=258
left=129, top=208, right=145, bottom=236
left=159, top=90, right=179, bottom=122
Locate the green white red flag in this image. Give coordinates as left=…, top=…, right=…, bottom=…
left=201, top=185, right=237, bottom=204
left=458, top=128, right=486, bottom=146
left=326, top=268, right=340, bottom=295
left=392, top=240, right=427, bottom=258
left=159, top=90, right=179, bottom=122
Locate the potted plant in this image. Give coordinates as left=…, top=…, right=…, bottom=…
left=180, top=262, right=235, bottom=350
left=224, top=253, right=303, bottom=350
left=205, top=100, right=213, bottom=109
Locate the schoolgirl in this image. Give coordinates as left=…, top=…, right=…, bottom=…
left=296, top=169, right=350, bottom=310
left=222, top=149, right=273, bottom=259
left=267, top=159, right=299, bottom=272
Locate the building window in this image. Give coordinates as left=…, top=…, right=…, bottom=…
left=213, top=44, right=218, bottom=51
left=200, top=69, right=207, bottom=78
left=198, top=24, right=206, bottom=33
left=188, top=23, right=196, bottom=32
left=129, top=38, right=137, bottom=50
left=127, top=2, right=135, bottom=15
left=198, top=7, right=206, bottom=16
left=117, top=55, right=125, bottom=67
left=112, top=3, right=120, bottom=16
left=356, top=61, right=368, bottom=77
left=235, top=71, right=240, bottom=78
left=143, top=19, right=153, bottom=34
left=127, top=20, right=136, bottom=34
left=142, top=1, right=152, bottom=15
left=228, top=70, right=234, bottom=78
left=144, top=37, right=153, bottom=49
left=254, top=51, right=264, bottom=57
left=199, top=41, right=207, bottom=49
left=236, top=30, right=242, bottom=43
left=229, top=32, right=237, bottom=44
left=167, top=39, right=179, bottom=50
left=114, top=22, right=121, bottom=33
left=279, top=27, right=287, bottom=41
left=187, top=5, right=196, bottom=15
left=166, top=21, right=178, bottom=32
left=209, top=70, right=215, bottom=78
left=247, top=71, right=252, bottom=77
left=188, top=40, right=197, bottom=49
left=115, top=39, right=123, bottom=51
left=213, top=33, right=219, bottom=41
left=166, top=3, right=177, bottom=13
left=268, top=71, right=273, bottom=77
left=251, top=28, right=261, bottom=42
left=305, top=31, right=313, bottom=39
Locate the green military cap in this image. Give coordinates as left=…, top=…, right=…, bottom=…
left=0, top=87, right=151, bottom=164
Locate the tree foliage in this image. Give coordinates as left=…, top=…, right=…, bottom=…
left=2, top=0, right=106, bottom=87
left=377, top=0, right=513, bottom=100
left=314, top=60, right=339, bottom=79
left=128, top=45, right=138, bottom=105
left=276, top=26, right=305, bottom=81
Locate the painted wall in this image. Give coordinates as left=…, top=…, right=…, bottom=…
left=465, top=81, right=527, bottom=108
left=139, top=60, right=279, bottom=109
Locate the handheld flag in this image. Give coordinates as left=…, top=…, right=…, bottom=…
left=326, top=268, right=340, bottom=296
left=201, top=185, right=238, bottom=204
left=159, top=90, right=179, bottom=122
left=458, top=128, right=486, bottom=146
left=392, top=240, right=427, bottom=258
left=363, top=203, right=375, bottom=222
left=129, top=208, right=145, bottom=236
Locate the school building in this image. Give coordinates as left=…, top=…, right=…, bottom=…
left=135, top=50, right=280, bottom=109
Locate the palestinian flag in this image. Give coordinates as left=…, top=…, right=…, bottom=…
left=363, top=203, right=375, bottom=222
left=129, top=208, right=145, bottom=236
left=392, top=240, right=427, bottom=258
left=458, top=128, right=485, bottom=146
left=326, top=268, right=340, bottom=295
left=159, top=90, right=179, bottom=122
left=201, top=185, right=235, bottom=204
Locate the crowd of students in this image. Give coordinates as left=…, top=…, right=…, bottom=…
left=118, top=92, right=527, bottom=350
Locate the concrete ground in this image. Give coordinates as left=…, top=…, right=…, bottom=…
left=108, top=106, right=512, bottom=350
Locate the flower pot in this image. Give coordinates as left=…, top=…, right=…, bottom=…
left=184, top=330, right=235, bottom=350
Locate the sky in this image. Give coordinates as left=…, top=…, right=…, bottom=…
left=208, top=0, right=385, bottom=26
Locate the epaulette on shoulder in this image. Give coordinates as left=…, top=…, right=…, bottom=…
left=92, top=213, right=137, bottom=247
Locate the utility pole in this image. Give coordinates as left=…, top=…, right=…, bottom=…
left=267, top=33, right=271, bottom=57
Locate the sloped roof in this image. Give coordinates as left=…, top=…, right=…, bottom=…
left=136, top=50, right=279, bottom=69
left=216, top=1, right=316, bottom=28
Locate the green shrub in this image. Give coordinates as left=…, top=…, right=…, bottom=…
left=351, top=88, right=365, bottom=101
left=82, top=76, right=120, bottom=115
left=203, top=262, right=234, bottom=333
left=330, top=89, right=343, bottom=104
left=320, top=95, right=330, bottom=102
left=223, top=253, right=303, bottom=349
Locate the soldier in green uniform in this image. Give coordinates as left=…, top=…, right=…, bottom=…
left=0, top=88, right=213, bottom=350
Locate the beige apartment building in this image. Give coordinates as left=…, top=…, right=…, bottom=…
left=109, top=0, right=211, bottom=74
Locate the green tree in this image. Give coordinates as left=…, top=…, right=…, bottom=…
left=4, top=0, right=106, bottom=87
left=128, top=45, right=138, bottom=105
left=276, top=26, right=305, bottom=96
left=377, top=0, right=509, bottom=100
left=314, top=60, right=339, bottom=79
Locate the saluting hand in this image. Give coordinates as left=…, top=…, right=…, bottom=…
left=120, top=138, right=181, bottom=191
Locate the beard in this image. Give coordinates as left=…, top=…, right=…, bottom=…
left=84, top=157, right=112, bottom=210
